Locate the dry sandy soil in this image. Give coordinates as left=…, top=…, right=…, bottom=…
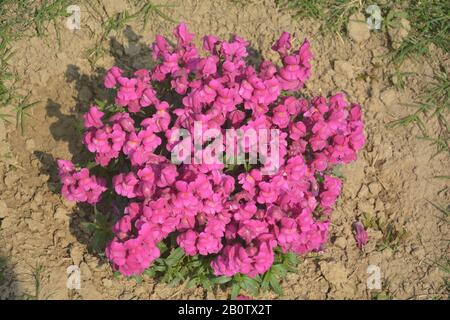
left=0, top=0, right=448, bottom=300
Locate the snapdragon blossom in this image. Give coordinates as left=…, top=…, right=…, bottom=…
left=57, top=23, right=365, bottom=278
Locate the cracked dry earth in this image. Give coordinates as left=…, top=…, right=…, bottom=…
left=0, top=0, right=448, bottom=300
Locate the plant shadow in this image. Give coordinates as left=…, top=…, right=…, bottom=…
left=33, top=26, right=158, bottom=254
left=0, top=255, right=23, bottom=299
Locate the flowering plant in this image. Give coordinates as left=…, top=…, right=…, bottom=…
left=58, top=23, right=364, bottom=296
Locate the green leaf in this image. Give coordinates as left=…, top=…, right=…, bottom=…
left=168, top=277, right=182, bottom=287
left=272, top=264, right=287, bottom=277
left=157, top=241, right=168, bottom=254
left=240, top=276, right=260, bottom=296
left=85, top=161, right=98, bottom=170
left=201, top=278, right=213, bottom=291
left=260, top=271, right=270, bottom=291
left=113, top=271, right=121, bottom=278
left=212, top=276, right=232, bottom=284
left=284, top=252, right=299, bottom=266
left=186, top=278, right=197, bottom=288
left=82, top=222, right=97, bottom=232
left=190, top=260, right=202, bottom=268
left=90, top=229, right=113, bottom=252
left=153, top=265, right=167, bottom=272
left=143, top=268, right=155, bottom=277
left=94, top=99, right=106, bottom=108
left=165, top=248, right=185, bottom=267
left=269, top=276, right=283, bottom=296
left=233, top=273, right=243, bottom=282
left=231, top=283, right=241, bottom=300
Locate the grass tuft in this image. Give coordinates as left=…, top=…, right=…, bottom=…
left=276, top=0, right=367, bottom=36
left=22, top=263, right=47, bottom=300
left=276, top=0, right=449, bottom=76
left=389, top=0, right=449, bottom=66
left=389, top=72, right=449, bottom=157
left=0, top=0, right=71, bottom=131
left=15, top=93, right=39, bottom=134
left=86, top=1, right=176, bottom=67
left=31, top=0, right=71, bottom=39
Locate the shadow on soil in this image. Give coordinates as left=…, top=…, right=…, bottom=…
left=0, top=255, right=22, bottom=299
left=33, top=27, right=158, bottom=256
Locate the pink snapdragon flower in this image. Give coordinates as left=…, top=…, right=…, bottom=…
left=106, top=235, right=160, bottom=276
left=57, top=160, right=107, bottom=204
left=84, top=105, right=104, bottom=129
left=238, top=220, right=269, bottom=243
left=58, top=23, right=366, bottom=280
left=113, top=172, right=139, bottom=198
left=272, top=104, right=290, bottom=129
left=320, top=175, right=342, bottom=214
left=104, top=66, right=123, bottom=88
left=353, top=222, right=368, bottom=249
left=276, top=39, right=312, bottom=91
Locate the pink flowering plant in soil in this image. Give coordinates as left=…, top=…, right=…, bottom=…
left=58, top=23, right=365, bottom=297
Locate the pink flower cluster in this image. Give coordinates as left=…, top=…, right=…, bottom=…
left=57, top=160, right=107, bottom=204
left=57, top=23, right=365, bottom=278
